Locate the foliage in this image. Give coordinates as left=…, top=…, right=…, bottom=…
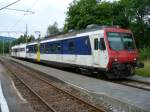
left=136, top=59, right=150, bottom=77
left=0, top=41, right=11, bottom=54
left=65, top=0, right=150, bottom=48
left=11, top=34, right=35, bottom=46
left=64, top=0, right=98, bottom=30
left=139, top=47, right=150, bottom=60
left=0, top=35, right=35, bottom=54
left=47, top=22, right=60, bottom=36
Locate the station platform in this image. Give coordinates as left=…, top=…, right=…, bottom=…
left=0, top=61, right=33, bottom=112
left=8, top=57, right=150, bottom=112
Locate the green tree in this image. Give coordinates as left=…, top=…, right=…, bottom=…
left=11, top=34, right=35, bottom=46
left=0, top=41, right=11, bottom=54
left=47, top=22, right=60, bottom=36
left=129, top=0, right=150, bottom=47
left=28, top=35, right=35, bottom=42
left=64, top=0, right=98, bottom=31
left=65, top=0, right=150, bottom=48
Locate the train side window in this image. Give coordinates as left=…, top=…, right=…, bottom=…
left=50, top=44, right=53, bottom=52
left=28, top=47, right=31, bottom=53
left=57, top=43, right=61, bottom=51
left=50, top=44, right=56, bottom=52
left=99, top=38, right=106, bottom=50
left=45, top=43, right=49, bottom=53
left=30, top=46, right=33, bottom=53
left=22, top=48, right=25, bottom=51
left=85, top=39, right=88, bottom=45
left=26, top=48, right=28, bottom=53
left=20, top=48, right=25, bottom=52
left=41, top=44, right=44, bottom=53
left=94, top=38, right=98, bottom=50
left=34, top=44, right=38, bottom=52
left=31, top=45, right=35, bottom=53
left=33, top=45, right=36, bottom=53
left=68, top=41, right=75, bottom=51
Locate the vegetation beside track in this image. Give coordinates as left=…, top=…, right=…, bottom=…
left=136, top=48, right=150, bottom=77
left=139, top=47, right=150, bottom=60
left=136, top=59, right=150, bottom=77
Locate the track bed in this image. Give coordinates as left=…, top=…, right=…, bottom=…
left=1, top=58, right=108, bottom=112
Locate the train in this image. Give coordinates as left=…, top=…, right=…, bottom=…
left=11, top=26, right=144, bottom=79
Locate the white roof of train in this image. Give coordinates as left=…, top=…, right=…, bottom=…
left=40, top=30, right=104, bottom=43
left=12, top=26, right=111, bottom=47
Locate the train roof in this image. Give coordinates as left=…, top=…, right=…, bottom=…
left=40, top=26, right=131, bottom=42
left=12, top=26, right=131, bottom=47
left=40, top=29, right=103, bottom=43
left=11, top=43, right=27, bottom=49
left=27, top=26, right=105, bottom=44
left=43, top=26, right=114, bottom=40
left=27, top=41, right=38, bottom=45
left=11, top=45, right=20, bottom=49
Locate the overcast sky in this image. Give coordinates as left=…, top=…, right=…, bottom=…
left=0, top=0, right=115, bottom=38
left=0, top=0, right=73, bottom=38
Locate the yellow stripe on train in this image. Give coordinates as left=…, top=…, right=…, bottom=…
left=36, top=44, right=40, bottom=62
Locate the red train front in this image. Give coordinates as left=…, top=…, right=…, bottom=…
left=104, top=28, right=144, bottom=79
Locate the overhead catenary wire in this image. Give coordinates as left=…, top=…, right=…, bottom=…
left=0, top=0, right=38, bottom=55
left=0, top=0, right=21, bottom=11
left=5, top=8, right=35, bottom=14
left=8, top=0, right=39, bottom=32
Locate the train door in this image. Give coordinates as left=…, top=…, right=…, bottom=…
left=92, top=34, right=108, bottom=68
left=99, top=36, right=108, bottom=68
left=92, top=34, right=100, bottom=65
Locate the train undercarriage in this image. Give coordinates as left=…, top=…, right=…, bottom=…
left=105, top=61, right=144, bottom=79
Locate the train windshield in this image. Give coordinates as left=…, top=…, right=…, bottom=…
left=107, top=32, right=135, bottom=51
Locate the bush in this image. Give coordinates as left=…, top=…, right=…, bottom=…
left=139, top=47, right=150, bottom=60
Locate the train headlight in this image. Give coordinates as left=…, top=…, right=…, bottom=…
left=133, top=58, right=137, bottom=61
left=114, top=58, right=118, bottom=62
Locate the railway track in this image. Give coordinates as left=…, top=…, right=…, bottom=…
left=69, top=67, right=150, bottom=91
left=1, top=59, right=107, bottom=112
left=114, top=79, right=150, bottom=91
left=67, top=65, right=150, bottom=91
left=71, top=67, right=150, bottom=91
left=9, top=57, right=150, bottom=92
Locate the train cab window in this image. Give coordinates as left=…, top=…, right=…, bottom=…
left=68, top=41, right=75, bottom=51
left=94, top=38, right=98, bottom=50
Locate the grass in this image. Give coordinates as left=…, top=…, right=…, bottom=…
left=136, top=59, right=150, bottom=77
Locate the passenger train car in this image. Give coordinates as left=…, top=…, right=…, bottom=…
left=11, top=44, right=27, bottom=58
left=11, top=26, right=144, bottom=79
